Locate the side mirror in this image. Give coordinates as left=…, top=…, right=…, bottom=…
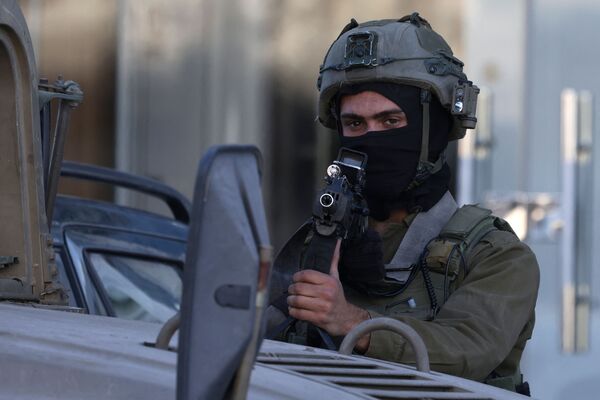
left=177, top=145, right=271, bottom=400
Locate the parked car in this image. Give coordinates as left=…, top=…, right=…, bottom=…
left=52, top=161, right=189, bottom=322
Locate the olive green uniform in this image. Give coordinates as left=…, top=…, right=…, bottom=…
left=345, top=214, right=539, bottom=383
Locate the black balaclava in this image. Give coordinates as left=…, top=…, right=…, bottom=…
left=335, top=82, right=452, bottom=220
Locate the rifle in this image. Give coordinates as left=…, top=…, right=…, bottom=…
left=267, top=148, right=370, bottom=348
left=301, top=147, right=370, bottom=274
left=281, top=148, right=369, bottom=349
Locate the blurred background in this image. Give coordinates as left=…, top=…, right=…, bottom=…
left=19, top=0, right=600, bottom=398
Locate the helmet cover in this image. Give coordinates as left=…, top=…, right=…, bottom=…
left=317, top=13, right=479, bottom=140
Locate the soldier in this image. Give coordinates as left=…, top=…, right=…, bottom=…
left=277, top=13, right=539, bottom=395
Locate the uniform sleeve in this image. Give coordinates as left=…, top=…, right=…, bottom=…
left=363, top=230, right=540, bottom=381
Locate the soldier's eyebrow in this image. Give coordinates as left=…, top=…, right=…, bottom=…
left=339, top=112, right=364, bottom=121
left=372, top=109, right=405, bottom=120
left=340, top=108, right=405, bottom=120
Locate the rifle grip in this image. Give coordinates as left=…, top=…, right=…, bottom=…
left=301, top=234, right=338, bottom=274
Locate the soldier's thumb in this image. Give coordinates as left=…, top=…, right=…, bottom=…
left=329, top=239, right=342, bottom=279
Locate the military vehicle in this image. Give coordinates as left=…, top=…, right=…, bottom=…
left=0, top=1, right=530, bottom=398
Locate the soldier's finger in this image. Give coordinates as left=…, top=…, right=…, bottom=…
left=287, top=295, right=329, bottom=312
left=288, top=282, right=321, bottom=298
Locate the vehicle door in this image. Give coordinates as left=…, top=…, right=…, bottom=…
left=61, top=225, right=185, bottom=323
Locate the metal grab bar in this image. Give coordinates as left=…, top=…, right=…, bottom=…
left=560, top=89, right=594, bottom=354
left=40, top=78, right=83, bottom=227
left=339, top=317, right=430, bottom=373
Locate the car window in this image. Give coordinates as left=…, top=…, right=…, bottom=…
left=88, top=253, right=182, bottom=323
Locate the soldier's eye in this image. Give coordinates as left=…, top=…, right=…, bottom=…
left=344, top=120, right=362, bottom=129
left=383, top=113, right=407, bottom=127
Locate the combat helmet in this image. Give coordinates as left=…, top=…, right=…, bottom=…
left=317, top=13, right=479, bottom=184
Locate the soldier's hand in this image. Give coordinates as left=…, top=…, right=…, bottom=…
left=287, top=240, right=370, bottom=339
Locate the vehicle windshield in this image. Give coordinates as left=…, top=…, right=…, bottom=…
left=88, top=253, right=182, bottom=323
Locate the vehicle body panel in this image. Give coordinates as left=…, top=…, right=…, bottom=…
left=0, top=0, right=57, bottom=302
left=0, top=303, right=527, bottom=400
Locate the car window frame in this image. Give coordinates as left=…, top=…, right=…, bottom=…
left=60, top=223, right=186, bottom=317
left=82, top=248, right=183, bottom=318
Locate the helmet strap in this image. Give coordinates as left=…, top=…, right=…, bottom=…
left=406, top=89, right=444, bottom=191
left=420, top=89, right=431, bottom=165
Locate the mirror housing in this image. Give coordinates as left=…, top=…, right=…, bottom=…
left=177, top=145, right=271, bottom=400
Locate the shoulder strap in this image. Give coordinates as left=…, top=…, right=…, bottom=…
left=440, top=204, right=516, bottom=251
left=430, top=204, right=516, bottom=277
left=385, top=191, right=458, bottom=282
left=441, top=205, right=493, bottom=252
left=441, top=205, right=491, bottom=240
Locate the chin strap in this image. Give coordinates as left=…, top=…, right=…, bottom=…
left=405, top=89, right=445, bottom=191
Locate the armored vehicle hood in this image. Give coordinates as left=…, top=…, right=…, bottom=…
left=0, top=303, right=527, bottom=400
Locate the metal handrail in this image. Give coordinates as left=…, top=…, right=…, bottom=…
left=156, top=312, right=180, bottom=350
left=339, top=317, right=430, bottom=373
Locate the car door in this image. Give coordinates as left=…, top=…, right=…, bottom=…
left=61, top=225, right=186, bottom=323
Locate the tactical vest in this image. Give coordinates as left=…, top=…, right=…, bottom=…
left=420, top=204, right=516, bottom=315
left=269, top=202, right=516, bottom=324
left=429, top=206, right=529, bottom=396
left=349, top=204, right=528, bottom=395
left=344, top=203, right=516, bottom=321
